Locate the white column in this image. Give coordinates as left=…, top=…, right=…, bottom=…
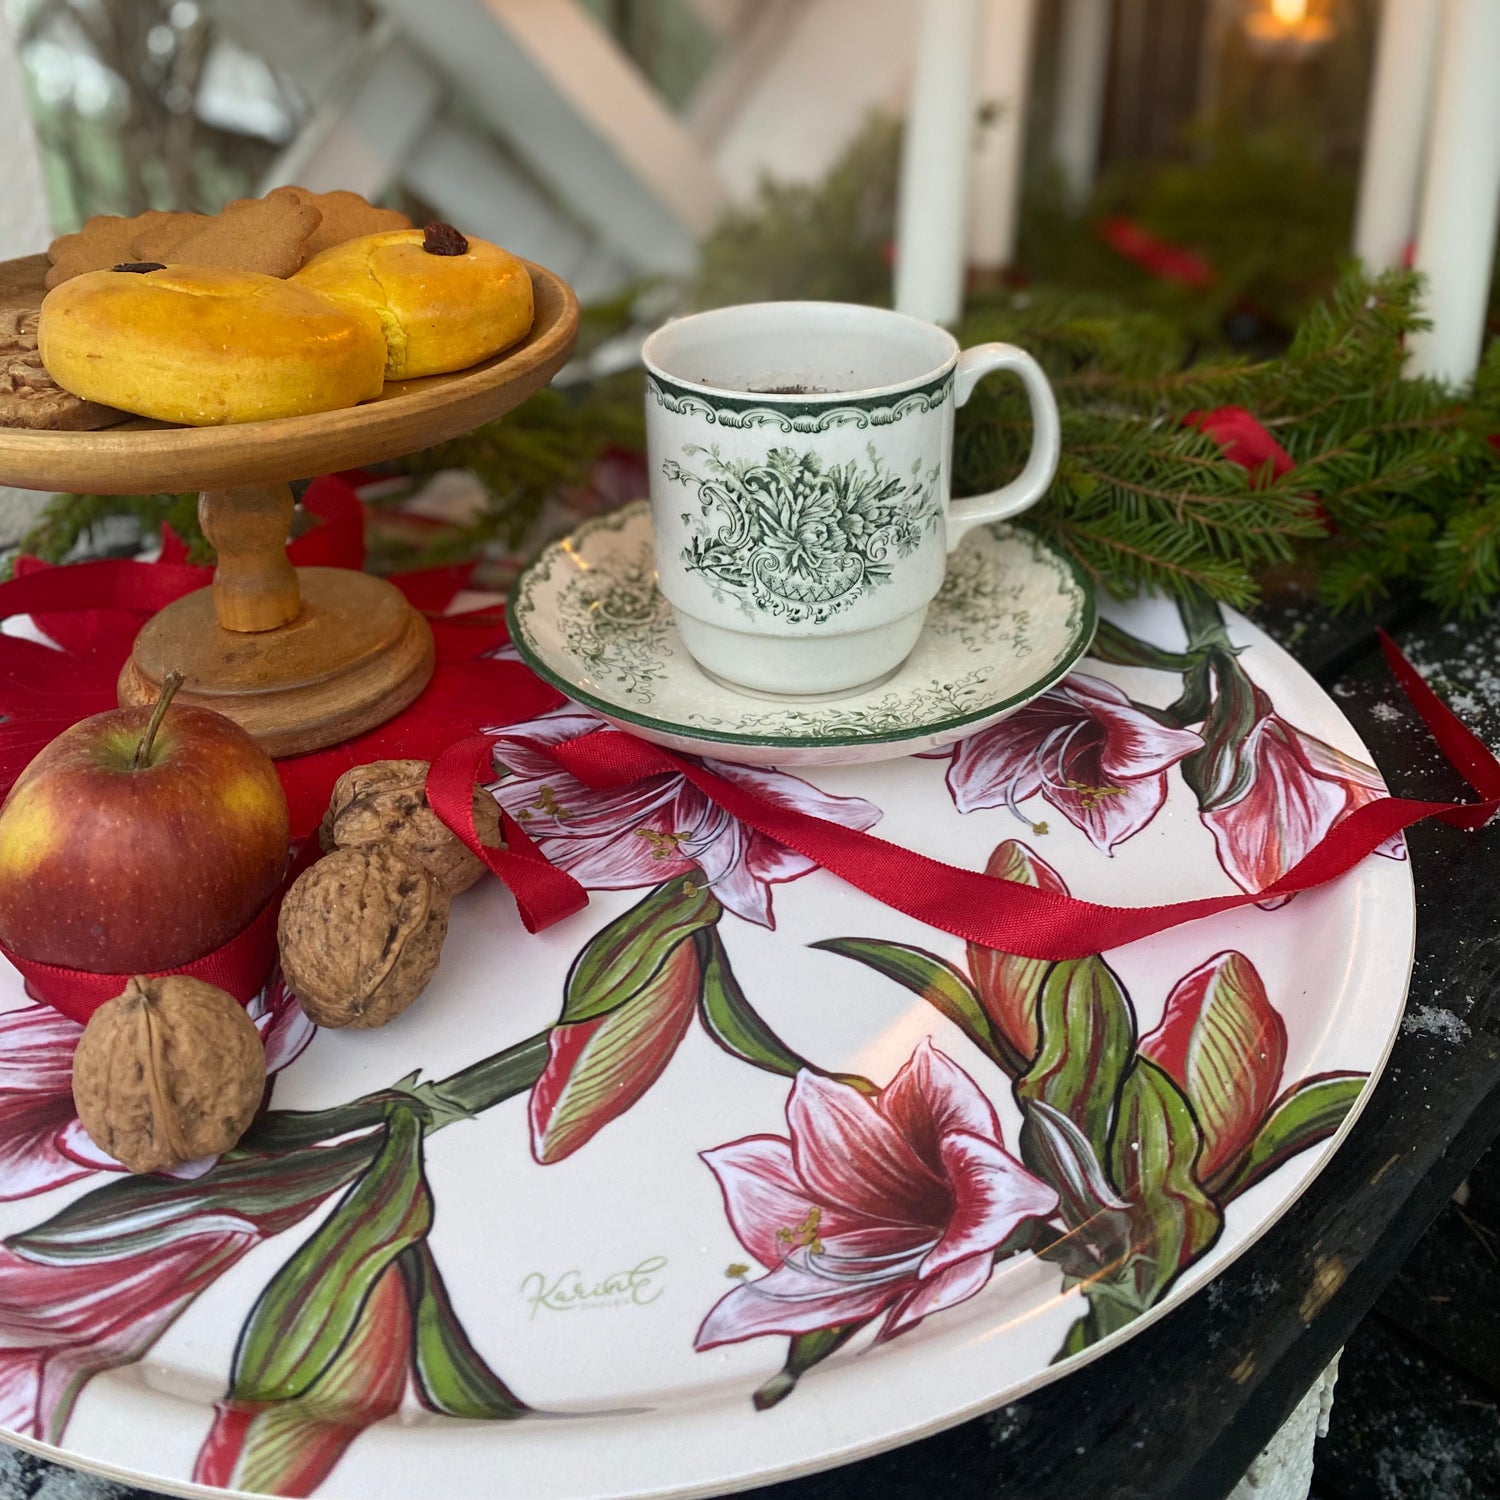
left=0, top=11, right=50, bottom=260
left=967, top=0, right=1038, bottom=271
left=1406, top=0, right=1500, bottom=385
left=894, top=0, right=984, bottom=324
left=1050, top=0, right=1111, bottom=208
left=0, top=10, right=56, bottom=543
left=1352, top=0, right=1442, bottom=268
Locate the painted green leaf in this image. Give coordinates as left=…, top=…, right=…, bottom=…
left=1212, top=1071, right=1367, bottom=1201
left=1051, top=1282, right=1146, bottom=1364
left=811, top=937, right=1003, bottom=1065
left=1088, top=621, right=1204, bottom=673
left=531, top=936, right=702, bottom=1164
left=1056, top=1313, right=1095, bottom=1361
left=698, top=927, right=853, bottom=1087
left=1050, top=1059, right=1221, bottom=1361
left=231, top=1108, right=432, bottom=1403
left=7, top=1135, right=376, bottom=1262
left=562, top=873, right=721, bottom=1024
left=968, top=840, right=1070, bottom=1074
left=697, top=927, right=804, bottom=1078
left=753, top=1322, right=864, bottom=1411
left=1020, top=1099, right=1133, bottom=1286
left=218, top=1264, right=411, bottom=1497
left=1016, top=954, right=1137, bottom=1163
left=1139, top=950, right=1288, bottom=1183
left=401, top=1239, right=530, bottom=1419
left=1109, top=1057, right=1223, bottom=1309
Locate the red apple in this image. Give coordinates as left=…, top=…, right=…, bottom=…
left=0, top=678, right=288, bottom=972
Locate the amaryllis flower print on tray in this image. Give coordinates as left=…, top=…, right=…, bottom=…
left=1188, top=671, right=1404, bottom=901
left=0, top=585, right=1406, bottom=1495
left=695, top=1040, right=1058, bottom=1352
left=489, top=705, right=880, bottom=926
left=0, top=973, right=313, bottom=1200
left=804, top=843, right=1368, bottom=1384
left=196, top=1112, right=530, bottom=1499
left=938, top=674, right=1204, bottom=852
left=0, top=1132, right=375, bottom=1443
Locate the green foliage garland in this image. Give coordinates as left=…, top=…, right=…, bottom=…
left=13, top=121, right=1500, bottom=614
left=952, top=271, right=1500, bottom=613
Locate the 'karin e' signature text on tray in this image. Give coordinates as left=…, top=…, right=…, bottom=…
left=521, top=1256, right=668, bottom=1318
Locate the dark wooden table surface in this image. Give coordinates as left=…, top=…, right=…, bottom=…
left=5, top=585, right=1499, bottom=1500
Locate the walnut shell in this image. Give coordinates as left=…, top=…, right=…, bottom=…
left=71, top=975, right=265, bottom=1174
left=319, top=758, right=503, bottom=895
left=279, top=843, right=449, bottom=1028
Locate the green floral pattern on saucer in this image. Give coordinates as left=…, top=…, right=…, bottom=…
left=508, top=500, right=1097, bottom=765
left=553, top=535, right=675, bottom=702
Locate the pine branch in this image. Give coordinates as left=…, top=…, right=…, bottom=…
left=6, top=491, right=203, bottom=573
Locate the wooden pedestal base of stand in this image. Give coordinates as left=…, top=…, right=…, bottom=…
left=117, top=482, right=435, bottom=757
left=119, top=568, right=434, bottom=758
left=119, top=566, right=434, bottom=758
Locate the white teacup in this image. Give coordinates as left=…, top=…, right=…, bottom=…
left=641, top=301, right=1060, bottom=698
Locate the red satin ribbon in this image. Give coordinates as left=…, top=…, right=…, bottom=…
left=426, top=736, right=588, bottom=931
left=523, top=633, right=1498, bottom=959
left=4, top=485, right=1495, bottom=971
left=3, top=842, right=321, bottom=1024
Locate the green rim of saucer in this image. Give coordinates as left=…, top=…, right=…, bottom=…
left=506, top=501, right=1099, bottom=752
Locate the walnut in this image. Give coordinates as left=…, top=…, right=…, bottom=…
left=279, top=844, right=449, bottom=1029
left=71, top=976, right=265, bottom=1174
left=319, top=758, right=503, bottom=896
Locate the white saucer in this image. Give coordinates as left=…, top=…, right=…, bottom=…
left=507, top=499, right=1097, bottom=766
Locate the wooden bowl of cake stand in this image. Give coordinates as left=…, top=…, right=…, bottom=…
left=0, top=258, right=579, bottom=756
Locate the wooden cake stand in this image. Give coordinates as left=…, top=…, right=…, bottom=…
left=0, top=257, right=579, bottom=757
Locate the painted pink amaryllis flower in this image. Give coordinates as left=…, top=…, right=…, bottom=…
left=0, top=1231, right=252, bottom=1442
left=1198, top=707, right=1404, bottom=899
left=490, top=706, right=881, bottom=926
left=940, top=675, right=1204, bottom=853
left=0, top=1133, right=370, bottom=1443
left=0, top=973, right=314, bottom=1201
left=695, top=1040, right=1058, bottom=1349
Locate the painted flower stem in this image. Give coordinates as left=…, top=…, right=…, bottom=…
left=418, top=1032, right=553, bottom=1125
left=1177, top=589, right=1234, bottom=652
left=1087, top=620, right=1205, bottom=674
left=244, top=1033, right=552, bottom=1155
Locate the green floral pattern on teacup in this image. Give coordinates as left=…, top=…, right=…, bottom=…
left=664, top=443, right=941, bottom=623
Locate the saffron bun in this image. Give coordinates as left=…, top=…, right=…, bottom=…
left=293, top=229, right=534, bottom=380
left=37, top=265, right=387, bottom=426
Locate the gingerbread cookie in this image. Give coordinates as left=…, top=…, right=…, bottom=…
left=45, top=210, right=198, bottom=288
left=290, top=189, right=412, bottom=258
left=131, top=210, right=211, bottom=262
left=163, top=187, right=322, bottom=278
left=1, top=255, right=124, bottom=430
left=45, top=215, right=140, bottom=289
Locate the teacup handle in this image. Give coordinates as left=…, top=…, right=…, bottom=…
left=947, top=343, right=1061, bottom=552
